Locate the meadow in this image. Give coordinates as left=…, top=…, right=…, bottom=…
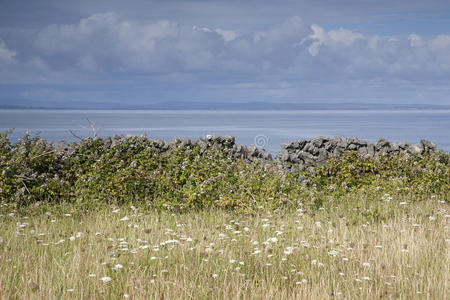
left=1, top=198, right=448, bottom=299
left=0, top=133, right=449, bottom=299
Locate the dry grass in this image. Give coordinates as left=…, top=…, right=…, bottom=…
left=0, top=197, right=448, bottom=299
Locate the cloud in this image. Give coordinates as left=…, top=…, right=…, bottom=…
left=1, top=12, right=450, bottom=104
left=0, top=38, right=16, bottom=65
left=29, top=12, right=450, bottom=81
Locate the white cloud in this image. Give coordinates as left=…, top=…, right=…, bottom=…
left=431, top=34, right=450, bottom=51
left=0, top=38, right=16, bottom=65
left=307, top=24, right=365, bottom=56
left=1, top=12, right=450, bottom=104
left=215, top=28, right=238, bottom=42
left=408, top=34, right=423, bottom=47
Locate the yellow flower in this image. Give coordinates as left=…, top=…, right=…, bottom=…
left=13, top=265, right=16, bottom=269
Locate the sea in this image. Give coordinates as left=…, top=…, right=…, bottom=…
left=1, top=109, right=449, bottom=154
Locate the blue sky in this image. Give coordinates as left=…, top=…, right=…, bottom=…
left=0, top=0, right=450, bottom=107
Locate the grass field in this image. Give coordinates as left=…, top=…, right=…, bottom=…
left=1, top=134, right=449, bottom=298
left=1, top=195, right=448, bottom=299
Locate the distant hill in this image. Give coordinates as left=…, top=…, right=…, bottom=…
left=1, top=98, right=449, bottom=111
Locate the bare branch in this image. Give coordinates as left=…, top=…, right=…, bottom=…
left=87, top=118, right=98, bottom=138
left=68, top=129, right=83, bottom=141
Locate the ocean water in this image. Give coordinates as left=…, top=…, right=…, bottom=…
left=1, top=109, right=449, bottom=154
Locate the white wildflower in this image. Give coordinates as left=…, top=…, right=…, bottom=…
left=100, top=276, right=112, bottom=282
left=284, top=247, right=294, bottom=255
left=328, top=250, right=339, bottom=256
left=267, top=237, right=278, bottom=243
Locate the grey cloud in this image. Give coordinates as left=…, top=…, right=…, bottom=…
left=1, top=9, right=450, bottom=104
left=0, top=39, right=16, bottom=65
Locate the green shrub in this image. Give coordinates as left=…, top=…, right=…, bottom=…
left=0, top=131, right=448, bottom=211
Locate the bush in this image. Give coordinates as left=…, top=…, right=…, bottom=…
left=0, top=131, right=448, bottom=210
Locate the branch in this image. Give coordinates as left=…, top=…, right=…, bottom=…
left=68, top=129, right=83, bottom=141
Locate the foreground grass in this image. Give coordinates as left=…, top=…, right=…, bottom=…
left=1, top=196, right=448, bottom=299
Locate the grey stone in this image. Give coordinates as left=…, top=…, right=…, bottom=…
left=367, top=143, right=375, bottom=157
left=336, top=139, right=348, bottom=149
left=407, top=144, right=423, bottom=154
left=375, top=138, right=390, bottom=150
left=420, top=139, right=436, bottom=151
left=223, top=135, right=235, bottom=147
left=398, top=141, right=409, bottom=149
left=312, top=136, right=328, bottom=148
left=277, top=150, right=290, bottom=162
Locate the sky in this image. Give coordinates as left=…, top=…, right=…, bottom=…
left=0, top=0, right=450, bottom=107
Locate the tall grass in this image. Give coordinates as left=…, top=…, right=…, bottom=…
left=1, top=195, right=448, bottom=299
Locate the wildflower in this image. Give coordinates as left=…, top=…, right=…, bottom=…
left=363, top=262, right=370, bottom=267
left=124, top=294, right=130, bottom=298
left=120, top=216, right=129, bottom=221
left=375, top=245, right=383, bottom=249
left=212, top=274, right=218, bottom=278
left=267, top=237, right=278, bottom=243
left=88, top=274, right=96, bottom=278
left=284, top=247, right=294, bottom=255
left=399, top=202, right=407, bottom=206
left=114, top=264, right=123, bottom=270
left=67, top=289, right=74, bottom=292
left=69, top=236, right=75, bottom=241
left=229, top=259, right=236, bottom=264
left=328, top=250, right=339, bottom=256
left=100, top=276, right=112, bottom=282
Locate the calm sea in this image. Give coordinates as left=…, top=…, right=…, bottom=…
left=1, top=109, right=449, bottom=154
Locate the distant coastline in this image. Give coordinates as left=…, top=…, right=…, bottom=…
left=1, top=101, right=450, bottom=111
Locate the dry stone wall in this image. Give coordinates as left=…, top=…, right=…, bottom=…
left=276, top=136, right=437, bottom=172
left=87, top=134, right=437, bottom=172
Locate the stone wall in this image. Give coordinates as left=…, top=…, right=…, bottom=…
left=99, top=133, right=273, bottom=162
left=276, top=136, right=437, bottom=172
left=87, top=134, right=437, bottom=172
